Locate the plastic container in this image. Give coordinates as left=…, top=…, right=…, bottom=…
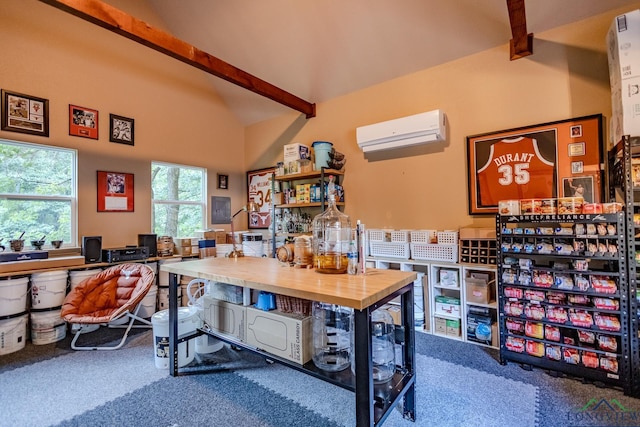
left=138, top=285, right=158, bottom=318
left=312, top=301, right=352, bottom=372
left=30, top=308, right=66, bottom=345
left=0, top=312, right=28, bottom=355
left=0, top=276, right=30, bottom=317
left=30, top=270, right=68, bottom=309
left=69, top=268, right=101, bottom=291
left=151, top=306, right=200, bottom=369
left=312, top=141, right=333, bottom=170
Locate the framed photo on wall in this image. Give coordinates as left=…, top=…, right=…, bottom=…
left=69, top=104, right=98, bottom=139
left=109, top=114, right=134, bottom=145
left=466, top=114, right=603, bottom=215
left=217, top=174, right=228, bottom=189
left=247, top=167, right=274, bottom=229
left=1, top=89, right=49, bottom=137
left=97, top=170, right=134, bottom=212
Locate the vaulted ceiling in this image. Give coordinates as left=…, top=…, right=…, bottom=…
left=63, top=0, right=640, bottom=125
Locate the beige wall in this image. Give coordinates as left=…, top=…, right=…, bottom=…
left=0, top=0, right=246, bottom=248
left=246, top=4, right=640, bottom=232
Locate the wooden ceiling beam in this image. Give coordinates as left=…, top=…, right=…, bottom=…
left=38, top=0, right=316, bottom=119
left=506, top=0, right=533, bottom=60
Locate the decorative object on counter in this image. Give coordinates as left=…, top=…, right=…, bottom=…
left=227, top=201, right=259, bottom=258
left=10, top=232, right=25, bottom=252
left=294, top=235, right=313, bottom=268
left=50, top=240, right=63, bottom=249
left=311, top=141, right=333, bottom=170
left=31, top=236, right=46, bottom=250
left=312, top=176, right=351, bottom=274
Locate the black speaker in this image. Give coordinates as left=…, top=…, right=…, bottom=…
left=138, top=233, right=157, bottom=257
left=82, top=236, right=102, bottom=263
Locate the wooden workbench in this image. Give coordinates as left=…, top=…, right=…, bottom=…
left=161, top=256, right=418, bottom=427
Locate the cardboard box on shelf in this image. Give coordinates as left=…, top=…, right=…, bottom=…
left=202, top=296, right=246, bottom=342
left=435, top=317, right=447, bottom=334
left=284, top=143, right=311, bottom=162
left=245, top=306, right=312, bottom=365
left=465, top=278, right=495, bottom=305
left=435, top=295, right=460, bottom=317
left=446, top=319, right=460, bottom=337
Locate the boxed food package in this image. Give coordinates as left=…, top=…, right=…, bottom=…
left=284, top=143, right=311, bottom=162
left=446, top=319, right=460, bottom=337
left=435, top=317, right=447, bottom=334
left=435, top=295, right=460, bottom=317
left=202, top=296, right=246, bottom=342
left=245, top=306, right=312, bottom=364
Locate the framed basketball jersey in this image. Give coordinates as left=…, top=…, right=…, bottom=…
left=466, top=114, right=604, bottom=215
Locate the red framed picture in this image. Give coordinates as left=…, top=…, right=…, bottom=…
left=69, top=104, right=98, bottom=139
left=97, top=171, right=134, bottom=212
left=247, top=167, right=274, bottom=229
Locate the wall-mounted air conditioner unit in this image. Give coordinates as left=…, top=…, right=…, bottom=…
left=356, top=109, right=446, bottom=153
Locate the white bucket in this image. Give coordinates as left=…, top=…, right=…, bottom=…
left=30, top=308, right=66, bottom=345
left=31, top=270, right=68, bottom=309
left=137, top=285, right=158, bottom=318
left=0, top=313, right=28, bottom=355
left=215, top=244, right=234, bottom=258
left=69, top=268, right=101, bottom=291
left=157, top=286, right=182, bottom=311
left=242, top=241, right=264, bottom=257
left=151, top=307, right=200, bottom=369
left=158, top=258, right=182, bottom=286
left=0, top=277, right=30, bottom=317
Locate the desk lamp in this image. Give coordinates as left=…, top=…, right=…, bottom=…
left=227, top=201, right=259, bottom=258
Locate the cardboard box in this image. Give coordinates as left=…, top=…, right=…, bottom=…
left=284, top=143, right=311, bottom=162
left=435, top=317, right=447, bottom=334
left=446, top=319, right=460, bottom=337
left=438, top=269, right=458, bottom=287
left=202, top=296, right=246, bottom=342
left=435, top=295, right=460, bottom=317
left=465, top=278, right=495, bottom=304
left=175, top=245, right=192, bottom=256
left=245, top=306, right=312, bottom=365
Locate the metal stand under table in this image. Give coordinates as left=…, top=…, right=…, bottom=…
left=162, top=257, right=417, bottom=427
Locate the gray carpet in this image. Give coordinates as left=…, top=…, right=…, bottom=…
left=1, top=328, right=639, bottom=427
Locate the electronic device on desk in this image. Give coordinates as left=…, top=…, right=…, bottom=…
left=102, top=246, right=149, bottom=263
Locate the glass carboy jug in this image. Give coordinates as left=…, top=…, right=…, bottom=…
left=312, top=175, right=351, bottom=274
left=351, top=308, right=396, bottom=383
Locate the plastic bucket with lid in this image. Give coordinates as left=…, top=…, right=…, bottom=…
left=69, top=268, right=101, bottom=291
left=312, top=141, right=333, bottom=170
left=30, top=308, right=66, bottom=345
left=0, top=277, right=29, bottom=317
left=137, top=285, right=158, bottom=318
left=242, top=234, right=264, bottom=257
left=31, top=270, right=68, bottom=309
left=151, top=306, right=200, bottom=369
left=0, top=312, right=28, bottom=355
left=157, top=286, right=181, bottom=311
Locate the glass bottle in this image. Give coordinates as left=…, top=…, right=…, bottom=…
left=350, top=307, right=396, bottom=383
left=311, top=301, right=352, bottom=372
left=312, top=175, right=351, bottom=274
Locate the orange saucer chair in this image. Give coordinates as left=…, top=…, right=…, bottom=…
left=61, top=263, right=155, bottom=350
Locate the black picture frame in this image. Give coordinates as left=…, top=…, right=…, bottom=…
left=466, top=114, right=604, bottom=215
left=1, top=89, right=49, bottom=137
left=217, top=174, right=229, bottom=189
left=109, top=113, right=134, bottom=145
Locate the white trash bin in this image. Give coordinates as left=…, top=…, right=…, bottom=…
left=151, top=306, right=200, bottom=369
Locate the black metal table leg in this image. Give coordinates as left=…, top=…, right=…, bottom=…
left=168, top=271, right=179, bottom=376
left=354, top=306, right=374, bottom=427
left=400, top=285, right=416, bottom=421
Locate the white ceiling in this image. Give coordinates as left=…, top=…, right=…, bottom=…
left=144, top=0, right=640, bottom=125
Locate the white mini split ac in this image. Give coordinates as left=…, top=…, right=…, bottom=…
left=356, top=109, right=447, bottom=153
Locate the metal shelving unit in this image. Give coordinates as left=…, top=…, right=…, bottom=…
left=496, top=212, right=633, bottom=393
left=608, top=135, right=640, bottom=396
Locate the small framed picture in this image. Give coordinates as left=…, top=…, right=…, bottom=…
left=1, top=89, right=49, bottom=137
left=217, top=174, right=228, bottom=189
left=69, top=104, right=98, bottom=139
left=570, top=125, right=582, bottom=138
left=109, top=114, right=134, bottom=145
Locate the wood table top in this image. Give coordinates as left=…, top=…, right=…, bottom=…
left=161, top=256, right=417, bottom=310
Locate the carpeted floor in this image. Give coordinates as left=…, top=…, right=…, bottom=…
left=1, top=327, right=640, bottom=427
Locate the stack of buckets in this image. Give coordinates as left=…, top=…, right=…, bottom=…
left=30, top=270, right=69, bottom=346
left=0, top=276, right=30, bottom=355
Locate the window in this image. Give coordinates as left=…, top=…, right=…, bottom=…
left=151, top=162, right=206, bottom=238
left=0, top=139, right=77, bottom=247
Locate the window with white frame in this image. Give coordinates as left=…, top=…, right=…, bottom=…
left=151, top=162, right=206, bottom=238
left=0, top=139, right=77, bottom=247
